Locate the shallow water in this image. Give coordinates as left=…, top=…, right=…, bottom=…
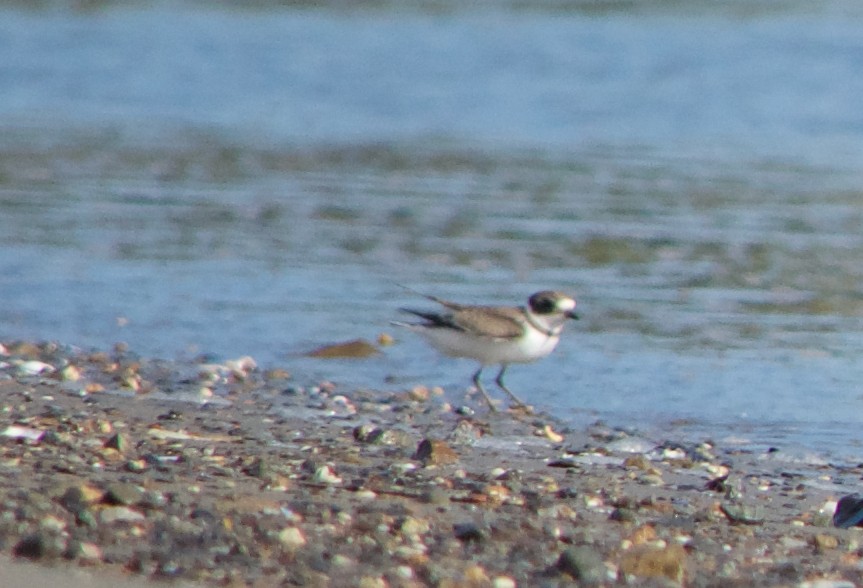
left=2, top=2, right=863, bottom=461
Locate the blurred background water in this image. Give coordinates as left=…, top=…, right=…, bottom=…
left=2, top=0, right=863, bottom=460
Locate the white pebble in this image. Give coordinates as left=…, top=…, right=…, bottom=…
left=394, top=565, right=414, bottom=579
left=17, top=360, right=54, bottom=376
left=2, top=425, right=44, bottom=442
left=278, top=527, right=307, bottom=550
left=313, top=465, right=342, bottom=485
left=493, top=577, right=517, bottom=588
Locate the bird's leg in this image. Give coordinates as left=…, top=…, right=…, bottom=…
left=472, top=367, right=498, bottom=412
left=494, top=365, right=528, bottom=408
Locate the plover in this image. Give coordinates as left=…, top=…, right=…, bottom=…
left=395, top=289, right=579, bottom=411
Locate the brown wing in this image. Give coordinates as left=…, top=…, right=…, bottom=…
left=448, top=306, right=526, bottom=340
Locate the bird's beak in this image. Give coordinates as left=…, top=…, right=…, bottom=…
left=566, top=310, right=580, bottom=320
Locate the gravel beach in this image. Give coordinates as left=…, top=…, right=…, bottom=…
left=0, top=340, right=860, bottom=587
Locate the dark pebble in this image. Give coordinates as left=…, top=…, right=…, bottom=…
left=555, top=546, right=606, bottom=584
left=609, top=507, right=637, bottom=523
left=453, top=522, right=485, bottom=543
left=834, top=493, right=863, bottom=528
left=13, top=532, right=65, bottom=560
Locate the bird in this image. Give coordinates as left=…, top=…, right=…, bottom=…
left=394, top=288, right=579, bottom=411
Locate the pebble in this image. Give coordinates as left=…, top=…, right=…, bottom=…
left=832, top=493, right=863, bottom=528
left=103, top=432, right=127, bottom=452
left=414, top=438, right=459, bottom=466
left=59, top=364, right=81, bottom=381
left=104, top=482, right=143, bottom=506
left=40, top=514, right=67, bottom=533
left=125, top=458, right=149, bottom=473
left=17, top=360, right=54, bottom=376
left=2, top=425, right=45, bottom=442
left=13, top=532, right=66, bottom=560
left=813, top=534, right=839, bottom=551
left=99, top=506, right=146, bottom=524
left=556, top=546, right=607, bottom=584
left=67, top=540, right=103, bottom=562
left=720, top=503, right=765, bottom=525
left=453, top=522, right=485, bottom=543
left=278, top=527, right=307, bottom=550
left=60, top=484, right=103, bottom=512
left=619, top=544, right=687, bottom=584
left=447, top=419, right=482, bottom=445
left=313, top=465, right=343, bottom=485
left=539, top=424, right=564, bottom=443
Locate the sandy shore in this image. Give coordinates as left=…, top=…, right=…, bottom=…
left=0, top=340, right=860, bottom=587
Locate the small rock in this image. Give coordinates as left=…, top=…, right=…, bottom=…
left=833, top=494, right=863, bottom=528
left=454, top=522, right=485, bottom=543
left=539, top=424, right=564, bottom=443
left=609, top=507, right=638, bottom=523
left=619, top=544, right=686, bottom=584
left=354, top=424, right=383, bottom=443
left=393, top=565, right=414, bottom=579
left=421, top=487, right=450, bottom=506
left=140, top=490, right=168, bottom=509
left=66, top=540, right=103, bottom=562
left=278, top=527, right=307, bottom=550
left=414, top=438, right=459, bottom=466
left=104, top=483, right=143, bottom=506
left=17, top=360, right=54, bottom=376
left=99, top=506, right=146, bottom=524
left=2, top=425, right=45, bottom=443
left=125, top=459, right=149, bottom=473
left=103, top=432, right=127, bottom=452
left=59, top=364, right=81, bottom=381
left=312, top=465, right=342, bottom=485
left=399, top=516, right=430, bottom=538
left=627, top=525, right=657, bottom=546
left=813, top=533, right=839, bottom=551
left=408, top=385, right=430, bottom=402
left=462, top=564, right=490, bottom=585
left=13, top=532, right=65, bottom=560
left=40, top=515, right=66, bottom=533
left=242, top=457, right=269, bottom=479
left=720, top=502, right=764, bottom=525
left=624, top=455, right=652, bottom=470
left=60, top=484, right=104, bottom=512
left=447, top=419, right=482, bottom=446
left=556, top=546, right=607, bottom=584
left=492, top=577, right=517, bottom=588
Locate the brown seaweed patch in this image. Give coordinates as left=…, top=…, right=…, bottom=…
left=306, top=339, right=381, bottom=359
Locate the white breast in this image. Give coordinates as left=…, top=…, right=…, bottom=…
left=419, top=326, right=560, bottom=366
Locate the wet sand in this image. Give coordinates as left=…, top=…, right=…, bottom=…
left=0, top=340, right=860, bottom=587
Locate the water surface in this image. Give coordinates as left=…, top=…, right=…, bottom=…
left=2, top=1, right=863, bottom=461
